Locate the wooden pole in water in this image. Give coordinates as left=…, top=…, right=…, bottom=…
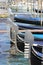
left=31, top=0, right=32, bottom=15
left=38, top=0, right=39, bottom=17
left=40, top=0, right=42, bottom=27
left=38, top=0, right=42, bottom=26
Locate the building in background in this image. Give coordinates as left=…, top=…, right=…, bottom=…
left=0, top=0, right=9, bottom=18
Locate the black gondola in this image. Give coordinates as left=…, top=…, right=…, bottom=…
left=17, top=31, right=43, bottom=65
left=30, top=42, right=43, bottom=65
left=17, top=31, right=43, bottom=51
left=14, top=14, right=43, bottom=26
left=15, top=22, right=43, bottom=29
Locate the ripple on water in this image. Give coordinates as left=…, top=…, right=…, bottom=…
left=0, top=22, right=29, bottom=65
left=0, top=54, right=29, bottom=65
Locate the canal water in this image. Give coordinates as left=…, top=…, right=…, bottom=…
left=0, top=22, right=29, bottom=65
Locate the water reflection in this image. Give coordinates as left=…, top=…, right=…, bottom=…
left=0, top=54, right=29, bottom=65
left=0, top=22, right=29, bottom=65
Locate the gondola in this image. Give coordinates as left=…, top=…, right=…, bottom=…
left=17, top=31, right=43, bottom=52
left=15, top=22, right=43, bottom=29
left=30, top=41, right=43, bottom=65
left=14, top=14, right=43, bottom=26
left=18, top=32, right=43, bottom=41
left=17, top=30, right=43, bottom=65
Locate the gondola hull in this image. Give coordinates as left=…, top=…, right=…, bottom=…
left=17, top=32, right=43, bottom=52
left=30, top=45, right=42, bottom=65
left=17, top=32, right=43, bottom=65
left=18, top=32, right=43, bottom=41
left=15, top=22, right=43, bottom=29
left=14, top=14, right=43, bottom=26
